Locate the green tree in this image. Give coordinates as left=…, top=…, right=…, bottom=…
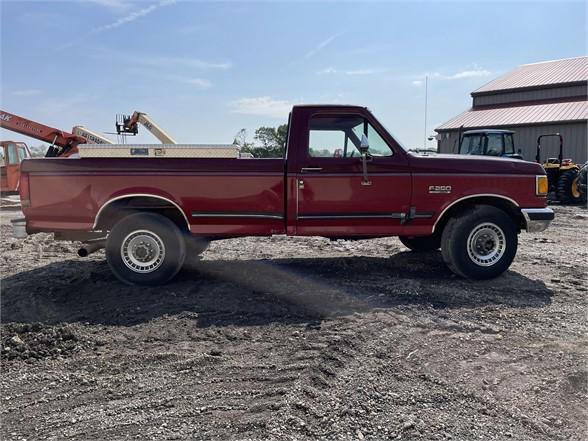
left=233, top=128, right=255, bottom=156
left=253, top=124, right=288, bottom=158
left=233, top=124, right=288, bottom=158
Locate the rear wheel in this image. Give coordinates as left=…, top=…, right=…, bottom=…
left=106, top=212, right=186, bottom=285
left=556, top=169, right=583, bottom=205
left=399, top=234, right=440, bottom=251
left=441, top=205, right=517, bottom=279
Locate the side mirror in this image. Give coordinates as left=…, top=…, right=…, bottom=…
left=359, top=134, right=369, bottom=154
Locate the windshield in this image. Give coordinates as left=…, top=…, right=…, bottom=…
left=459, top=135, right=484, bottom=155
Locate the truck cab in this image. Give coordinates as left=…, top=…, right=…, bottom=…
left=458, top=129, right=522, bottom=159
left=0, top=141, right=31, bottom=193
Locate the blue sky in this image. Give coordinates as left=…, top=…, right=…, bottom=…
left=1, top=0, right=586, bottom=149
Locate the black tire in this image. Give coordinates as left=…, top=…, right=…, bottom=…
left=440, top=205, right=518, bottom=279
left=185, top=236, right=210, bottom=255
left=106, top=212, right=186, bottom=286
left=556, top=169, right=583, bottom=205
left=399, top=234, right=441, bottom=251
left=578, top=164, right=588, bottom=204
left=183, top=236, right=210, bottom=267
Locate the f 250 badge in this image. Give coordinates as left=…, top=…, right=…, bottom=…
left=429, top=185, right=452, bottom=194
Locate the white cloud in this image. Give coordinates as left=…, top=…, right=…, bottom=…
left=447, top=68, right=492, bottom=79
left=88, top=0, right=132, bottom=13
left=318, top=67, right=383, bottom=76
left=230, top=97, right=297, bottom=119
left=12, top=89, right=42, bottom=97
left=135, top=55, right=232, bottom=70
left=344, top=69, right=381, bottom=76
left=91, top=0, right=176, bottom=34
left=184, top=78, right=212, bottom=89
left=318, top=67, right=337, bottom=74
left=131, top=72, right=212, bottom=89
left=305, top=33, right=342, bottom=59
left=411, top=66, right=492, bottom=84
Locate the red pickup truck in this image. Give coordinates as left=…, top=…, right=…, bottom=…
left=16, top=105, right=553, bottom=285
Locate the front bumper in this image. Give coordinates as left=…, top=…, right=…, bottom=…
left=521, top=208, right=554, bottom=233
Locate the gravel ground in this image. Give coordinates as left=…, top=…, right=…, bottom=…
left=1, top=205, right=586, bottom=440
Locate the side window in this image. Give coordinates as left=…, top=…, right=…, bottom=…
left=308, top=115, right=393, bottom=158
left=17, top=146, right=28, bottom=162
left=504, top=134, right=514, bottom=154
left=0, top=149, right=5, bottom=167
left=7, top=143, right=19, bottom=165
left=309, top=126, right=349, bottom=157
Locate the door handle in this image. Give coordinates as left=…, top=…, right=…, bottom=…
left=300, top=167, right=322, bottom=172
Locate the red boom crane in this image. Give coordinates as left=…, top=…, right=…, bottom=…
left=0, top=109, right=87, bottom=157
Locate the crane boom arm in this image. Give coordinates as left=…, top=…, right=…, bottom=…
left=0, top=109, right=86, bottom=149
left=135, top=112, right=176, bottom=144
left=72, top=126, right=113, bottom=144
left=117, top=111, right=177, bottom=144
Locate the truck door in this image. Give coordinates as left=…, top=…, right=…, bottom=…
left=295, top=112, right=412, bottom=237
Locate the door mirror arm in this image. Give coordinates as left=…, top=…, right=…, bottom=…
left=359, top=134, right=371, bottom=185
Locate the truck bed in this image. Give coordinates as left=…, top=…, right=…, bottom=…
left=21, top=157, right=286, bottom=236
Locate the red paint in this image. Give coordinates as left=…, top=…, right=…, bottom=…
left=20, top=105, right=548, bottom=238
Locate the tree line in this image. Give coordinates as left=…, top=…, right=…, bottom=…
left=233, top=125, right=288, bottom=158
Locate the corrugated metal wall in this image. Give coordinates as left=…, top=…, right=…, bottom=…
left=437, top=122, right=587, bottom=163
left=473, top=85, right=587, bottom=107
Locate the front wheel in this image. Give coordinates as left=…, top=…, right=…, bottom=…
left=441, top=206, right=518, bottom=279
left=106, top=212, right=186, bottom=286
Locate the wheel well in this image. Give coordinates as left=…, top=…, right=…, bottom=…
left=433, top=196, right=524, bottom=235
left=94, top=196, right=189, bottom=232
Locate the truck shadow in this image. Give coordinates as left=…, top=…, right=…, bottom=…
left=1, top=252, right=553, bottom=327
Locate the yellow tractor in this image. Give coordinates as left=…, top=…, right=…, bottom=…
left=536, top=133, right=584, bottom=205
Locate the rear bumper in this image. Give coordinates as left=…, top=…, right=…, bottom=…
left=521, top=208, right=554, bottom=233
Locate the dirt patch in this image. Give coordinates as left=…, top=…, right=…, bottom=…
left=1, top=323, right=96, bottom=361
left=1, top=205, right=587, bottom=440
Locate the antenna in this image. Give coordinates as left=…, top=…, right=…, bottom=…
left=423, top=75, right=428, bottom=149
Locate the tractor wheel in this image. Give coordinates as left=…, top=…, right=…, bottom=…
left=577, top=164, right=588, bottom=205
left=556, top=169, right=583, bottom=205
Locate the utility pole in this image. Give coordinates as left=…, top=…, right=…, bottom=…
left=423, top=75, right=428, bottom=149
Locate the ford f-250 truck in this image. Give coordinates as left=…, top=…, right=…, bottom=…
left=16, top=105, right=554, bottom=285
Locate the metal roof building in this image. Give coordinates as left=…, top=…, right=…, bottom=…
left=435, top=57, right=588, bottom=162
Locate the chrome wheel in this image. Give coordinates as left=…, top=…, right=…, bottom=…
left=467, top=222, right=506, bottom=267
left=121, top=230, right=166, bottom=273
